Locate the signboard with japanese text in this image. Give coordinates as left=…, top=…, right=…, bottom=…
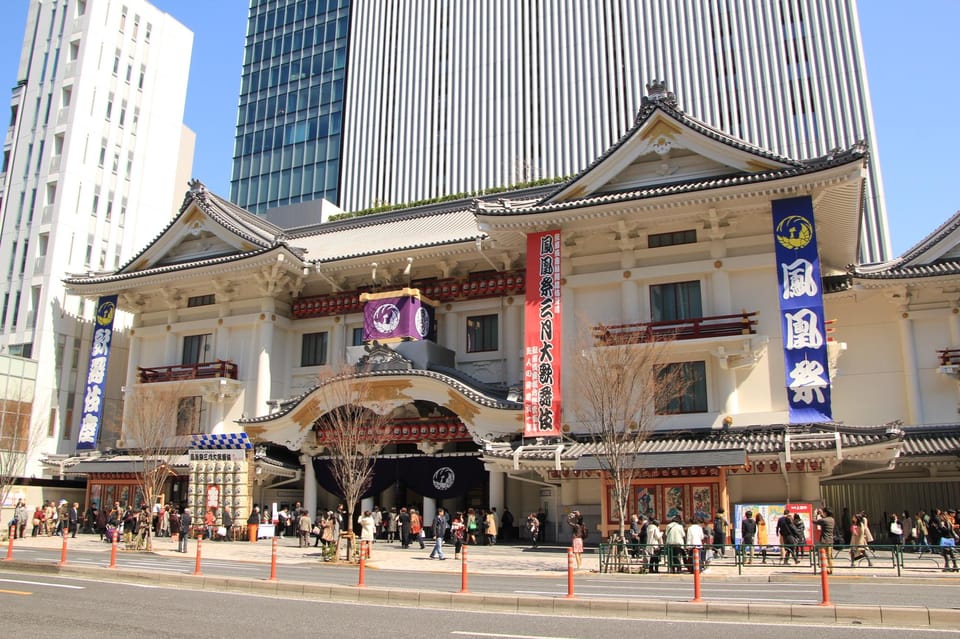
left=359, top=288, right=437, bottom=343
left=76, top=295, right=118, bottom=451
left=772, top=197, right=832, bottom=422
left=523, top=230, right=562, bottom=437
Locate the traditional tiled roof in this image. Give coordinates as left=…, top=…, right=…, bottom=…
left=483, top=422, right=904, bottom=461
left=850, top=259, right=960, bottom=281
left=477, top=149, right=866, bottom=219
left=898, top=424, right=960, bottom=458
left=237, top=368, right=522, bottom=425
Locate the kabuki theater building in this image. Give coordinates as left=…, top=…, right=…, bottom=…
left=62, top=84, right=960, bottom=542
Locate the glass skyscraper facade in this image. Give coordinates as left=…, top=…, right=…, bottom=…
left=231, top=0, right=350, bottom=213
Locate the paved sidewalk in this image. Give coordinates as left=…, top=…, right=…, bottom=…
left=5, top=532, right=959, bottom=581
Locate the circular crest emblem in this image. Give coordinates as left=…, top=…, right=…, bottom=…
left=432, top=466, right=455, bottom=491
left=415, top=306, right=430, bottom=337
left=775, top=215, right=814, bottom=250
left=372, top=303, right=401, bottom=334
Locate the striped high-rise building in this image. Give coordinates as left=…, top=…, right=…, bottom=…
left=0, top=0, right=194, bottom=469
left=231, top=0, right=889, bottom=262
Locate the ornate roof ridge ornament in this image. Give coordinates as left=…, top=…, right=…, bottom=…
left=642, top=79, right=678, bottom=108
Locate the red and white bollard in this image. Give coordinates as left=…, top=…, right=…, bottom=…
left=459, top=545, right=469, bottom=593
left=193, top=535, right=203, bottom=576
left=58, top=530, right=69, bottom=566
left=819, top=547, right=832, bottom=606
left=268, top=535, right=278, bottom=581
left=566, top=547, right=576, bottom=599
left=108, top=534, right=118, bottom=569
left=356, top=540, right=367, bottom=587
left=4, top=525, right=14, bottom=561
left=690, top=547, right=702, bottom=602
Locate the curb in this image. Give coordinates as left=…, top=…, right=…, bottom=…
left=2, top=560, right=959, bottom=627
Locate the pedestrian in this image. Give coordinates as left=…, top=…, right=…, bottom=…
left=178, top=508, right=192, bottom=553
left=204, top=508, right=216, bottom=541
left=465, top=508, right=478, bottom=545
left=850, top=513, right=873, bottom=567
left=386, top=507, right=397, bottom=542
left=741, top=510, right=757, bottom=564
left=429, top=508, right=448, bottom=560
left=451, top=512, right=465, bottom=559
left=712, top=508, right=730, bottom=558
left=410, top=508, right=425, bottom=549
left=776, top=508, right=799, bottom=565
left=645, top=518, right=663, bottom=573
left=500, top=507, right=514, bottom=541
left=888, top=513, right=903, bottom=547
left=536, top=508, right=547, bottom=543
left=31, top=505, right=44, bottom=537
left=814, top=507, right=835, bottom=574
left=398, top=507, right=411, bottom=549
left=685, top=517, right=706, bottom=571
left=568, top=511, right=585, bottom=569
left=664, top=516, right=685, bottom=573
left=358, top=510, right=376, bottom=547
left=527, top=512, right=540, bottom=548
left=297, top=509, right=312, bottom=548
left=484, top=509, right=498, bottom=546
left=756, top=512, right=769, bottom=563
left=13, top=499, right=27, bottom=539
left=793, top=513, right=806, bottom=558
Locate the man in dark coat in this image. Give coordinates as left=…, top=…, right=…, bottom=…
left=178, top=508, right=192, bottom=553
left=399, top=507, right=411, bottom=549
left=776, top=507, right=799, bottom=564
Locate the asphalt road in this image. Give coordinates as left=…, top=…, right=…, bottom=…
left=10, top=546, right=960, bottom=610
left=0, top=574, right=955, bottom=639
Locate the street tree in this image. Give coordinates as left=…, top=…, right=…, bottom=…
left=123, top=383, right=187, bottom=550
left=312, top=366, right=393, bottom=560
left=571, top=328, right=688, bottom=542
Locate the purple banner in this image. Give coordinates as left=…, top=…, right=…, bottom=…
left=362, top=291, right=436, bottom=343
left=772, top=196, right=831, bottom=422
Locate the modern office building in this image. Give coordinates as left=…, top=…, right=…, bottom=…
left=0, top=0, right=194, bottom=475
left=231, top=0, right=889, bottom=262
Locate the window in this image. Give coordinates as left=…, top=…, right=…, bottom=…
left=119, top=6, right=127, bottom=32
left=182, top=333, right=211, bottom=365
left=125, top=63, right=132, bottom=83
left=105, top=192, right=113, bottom=221
left=648, top=229, right=696, bottom=248
left=91, top=187, right=100, bottom=215
left=187, top=294, right=215, bottom=307
left=656, top=361, right=707, bottom=414
left=650, top=280, right=702, bottom=322
left=68, top=40, right=80, bottom=61
left=97, top=142, right=106, bottom=167
left=112, top=150, right=119, bottom=174
left=138, top=65, right=145, bottom=90
left=112, top=48, right=120, bottom=75
left=131, top=107, right=139, bottom=134
left=177, top=397, right=203, bottom=435
left=145, top=22, right=152, bottom=42
left=301, top=331, right=328, bottom=366
left=132, top=15, right=140, bottom=39
left=466, top=314, right=498, bottom=353
left=118, top=100, right=126, bottom=126
left=105, top=92, right=114, bottom=119
left=125, top=152, right=133, bottom=178
left=351, top=327, right=364, bottom=346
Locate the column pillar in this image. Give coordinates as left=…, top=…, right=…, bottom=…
left=720, top=367, right=740, bottom=415
left=422, top=497, right=437, bottom=528
left=950, top=306, right=960, bottom=346
left=255, top=313, right=273, bottom=418
left=488, top=469, right=505, bottom=515
left=504, top=299, right=523, bottom=385
left=301, top=454, right=317, bottom=519
left=898, top=312, right=923, bottom=424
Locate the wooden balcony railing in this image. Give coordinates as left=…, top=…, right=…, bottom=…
left=938, top=349, right=960, bottom=367
left=138, top=360, right=239, bottom=384
left=592, top=311, right=758, bottom=346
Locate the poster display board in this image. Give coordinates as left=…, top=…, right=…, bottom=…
left=733, top=502, right=813, bottom=551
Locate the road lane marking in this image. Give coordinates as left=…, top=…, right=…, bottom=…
left=0, top=588, right=31, bottom=595
left=0, top=578, right=84, bottom=589
left=452, top=633, right=576, bottom=639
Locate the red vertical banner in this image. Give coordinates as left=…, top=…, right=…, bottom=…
left=524, top=230, right=562, bottom=438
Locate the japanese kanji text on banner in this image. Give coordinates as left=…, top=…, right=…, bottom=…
left=771, top=196, right=832, bottom=422
left=76, top=294, right=118, bottom=451
left=524, top=230, right=562, bottom=437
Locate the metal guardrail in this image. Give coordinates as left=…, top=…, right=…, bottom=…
left=599, top=542, right=960, bottom=576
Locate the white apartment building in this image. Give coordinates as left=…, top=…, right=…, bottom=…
left=0, top=0, right=194, bottom=475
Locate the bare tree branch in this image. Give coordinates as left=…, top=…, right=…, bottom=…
left=123, top=383, right=186, bottom=550
left=312, top=366, right=393, bottom=548
left=571, top=327, right=688, bottom=540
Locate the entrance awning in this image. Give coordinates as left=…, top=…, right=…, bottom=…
left=574, top=448, right=747, bottom=470
left=63, top=455, right=189, bottom=475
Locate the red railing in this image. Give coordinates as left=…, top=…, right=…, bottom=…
left=137, top=360, right=239, bottom=383
left=592, top=311, right=758, bottom=345
left=314, top=417, right=472, bottom=444
left=938, top=349, right=960, bottom=366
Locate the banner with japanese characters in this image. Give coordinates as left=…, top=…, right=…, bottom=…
left=524, top=230, right=562, bottom=437
left=772, top=196, right=832, bottom=422
left=76, top=295, right=118, bottom=451
left=359, top=288, right=437, bottom=343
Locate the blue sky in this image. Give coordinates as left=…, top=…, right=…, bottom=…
left=1, top=1, right=956, bottom=259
